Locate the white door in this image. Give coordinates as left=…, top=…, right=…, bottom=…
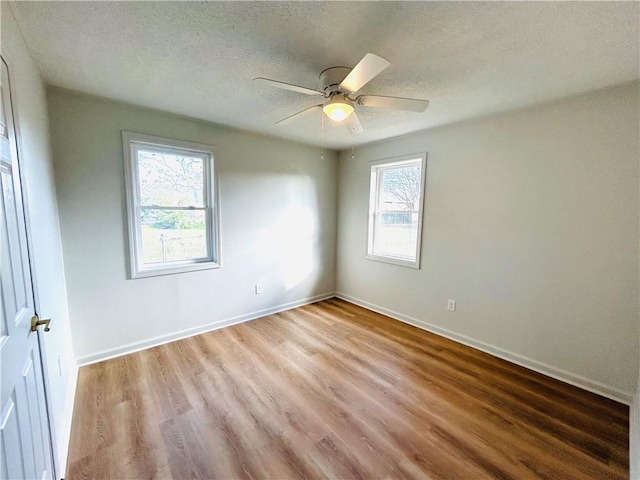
left=0, top=58, right=54, bottom=479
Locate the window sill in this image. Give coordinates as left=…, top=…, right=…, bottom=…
left=131, top=261, right=221, bottom=279
left=365, top=253, right=420, bottom=269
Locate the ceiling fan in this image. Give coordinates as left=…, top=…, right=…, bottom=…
left=254, top=53, right=429, bottom=134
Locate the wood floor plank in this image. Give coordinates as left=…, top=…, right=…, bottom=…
left=67, top=299, right=629, bottom=479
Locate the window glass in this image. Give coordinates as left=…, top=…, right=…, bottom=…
left=138, top=150, right=204, bottom=207
left=123, top=132, right=219, bottom=278
left=367, top=156, right=426, bottom=268
left=140, top=209, right=207, bottom=264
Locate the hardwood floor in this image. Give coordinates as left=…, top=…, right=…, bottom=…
left=67, top=298, right=629, bottom=479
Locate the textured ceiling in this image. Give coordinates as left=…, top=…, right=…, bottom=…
left=10, top=1, right=640, bottom=149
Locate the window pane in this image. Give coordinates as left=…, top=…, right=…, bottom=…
left=373, top=212, right=419, bottom=260
left=138, top=150, right=204, bottom=207
left=375, top=164, right=421, bottom=259
left=368, top=160, right=423, bottom=264
left=140, top=209, right=207, bottom=264
left=378, top=165, right=421, bottom=212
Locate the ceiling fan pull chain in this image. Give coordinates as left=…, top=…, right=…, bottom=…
left=321, top=111, right=325, bottom=160
left=351, top=127, right=355, bottom=160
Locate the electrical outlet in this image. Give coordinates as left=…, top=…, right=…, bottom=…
left=447, top=299, right=456, bottom=312
left=255, top=284, right=263, bottom=295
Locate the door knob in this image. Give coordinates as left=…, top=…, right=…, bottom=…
left=30, top=315, right=51, bottom=332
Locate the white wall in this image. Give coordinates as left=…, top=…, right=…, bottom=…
left=47, top=89, right=337, bottom=362
left=1, top=4, right=77, bottom=477
left=337, top=82, right=639, bottom=403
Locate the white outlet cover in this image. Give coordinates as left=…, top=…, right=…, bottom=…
left=447, top=299, right=456, bottom=311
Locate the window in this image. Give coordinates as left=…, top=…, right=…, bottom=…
left=367, top=154, right=426, bottom=268
left=123, top=132, right=220, bottom=278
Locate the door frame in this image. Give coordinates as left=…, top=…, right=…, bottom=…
left=1, top=53, right=59, bottom=480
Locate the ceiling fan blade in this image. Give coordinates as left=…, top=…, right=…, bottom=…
left=357, top=95, right=429, bottom=112
left=276, top=105, right=323, bottom=125
left=344, top=111, right=363, bottom=134
left=339, top=53, right=390, bottom=94
left=254, top=77, right=323, bottom=97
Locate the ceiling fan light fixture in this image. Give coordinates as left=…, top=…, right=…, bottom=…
left=259, top=52, right=430, bottom=131
left=323, top=95, right=354, bottom=122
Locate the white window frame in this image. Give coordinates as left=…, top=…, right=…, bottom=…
left=123, top=132, right=221, bottom=279
left=366, top=153, right=427, bottom=269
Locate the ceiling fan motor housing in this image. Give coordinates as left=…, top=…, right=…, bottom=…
left=319, top=66, right=352, bottom=97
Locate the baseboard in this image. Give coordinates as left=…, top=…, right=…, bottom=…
left=335, top=292, right=632, bottom=405
left=56, top=361, right=78, bottom=479
left=630, top=386, right=640, bottom=478
left=76, top=290, right=633, bottom=404
left=76, top=292, right=335, bottom=366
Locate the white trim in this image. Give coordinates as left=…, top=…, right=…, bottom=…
left=122, top=131, right=221, bottom=279
left=630, top=384, right=639, bottom=478
left=56, top=363, right=78, bottom=480
left=76, top=292, right=335, bottom=366
left=336, top=292, right=632, bottom=405
left=1, top=54, right=59, bottom=478
left=131, top=261, right=220, bottom=279
left=366, top=153, right=427, bottom=269
left=364, top=252, right=421, bottom=269
left=76, top=291, right=632, bottom=404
